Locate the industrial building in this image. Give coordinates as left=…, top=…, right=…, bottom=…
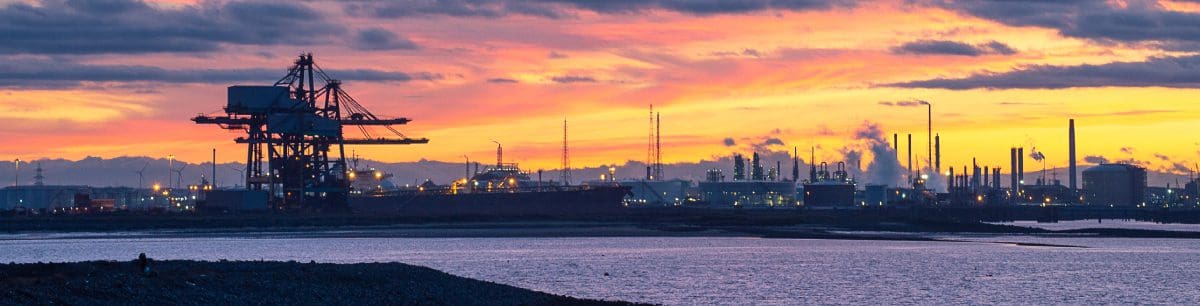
left=0, top=185, right=89, bottom=210
left=802, top=162, right=856, bottom=207
left=698, top=152, right=796, bottom=208
left=1082, top=163, right=1147, bottom=207
left=614, top=179, right=691, bottom=206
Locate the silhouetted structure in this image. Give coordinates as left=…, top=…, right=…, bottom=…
left=193, top=54, right=427, bottom=210
left=1082, top=164, right=1147, bottom=207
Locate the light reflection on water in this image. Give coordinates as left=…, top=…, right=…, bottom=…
left=2, top=235, right=1199, bottom=305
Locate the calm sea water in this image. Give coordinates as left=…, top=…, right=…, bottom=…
left=2, top=232, right=1199, bottom=305
left=993, top=219, right=1200, bottom=232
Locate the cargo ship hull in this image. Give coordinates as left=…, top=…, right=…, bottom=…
left=349, top=186, right=630, bottom=216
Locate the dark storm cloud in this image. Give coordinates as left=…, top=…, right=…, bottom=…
left=352, top=28, right=420, bottom=50
left=0, top=0, right=341, bottom=55
left=550, top=75, right=598, bottom=83
left=886, top=55, right=1200, bottom=90
left=890, top=40, right=1017, bottom=56
left=345, top=0, right=855, bottom=19
left=0, top=59, right=436, bottom=89
left=933, top=0, right=1200, bottom=48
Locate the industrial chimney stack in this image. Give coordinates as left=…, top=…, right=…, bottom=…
left=1069, top=119, right=1077, bottom=191
left=907, top=134, right=913, bottom=180
left=1018, top=147, right=1024, bottom=186
left=1010, top=148, right=1018, bottom=189
left=934, top=134, right=940, bottom=174
left=893, top=134, right=899, bottom=160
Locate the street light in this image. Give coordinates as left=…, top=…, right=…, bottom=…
left=167, top=154, right=175, bottom=190
left=12, top=158, right=20, bottom=187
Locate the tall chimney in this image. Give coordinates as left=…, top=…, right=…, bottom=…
left=1018, top=147, right=1024, bottom=185
left=212, top=148, right=217, bottom=188
left=907, top=134, right=913, bottom=179
left=893, top=133, right=899, bottom=160
left=934, top=134, right=940, bottom=174
left=1010, top=148, right=1018, bottom=189
left=1069, top=119, right=1077, bottom=191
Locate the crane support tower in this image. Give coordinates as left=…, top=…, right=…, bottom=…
left=193, top=54, right=428, bottom=211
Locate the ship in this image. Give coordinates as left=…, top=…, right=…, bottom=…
left=348, top=147, right=630, bottom=216
left=346, top=153, right=396, bottom=196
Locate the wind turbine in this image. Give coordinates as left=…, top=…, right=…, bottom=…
left=134, top=162, right=148, bottom=188
left=172, top=164, right=188, bottom=190
left=226, top=164, right=246, bottom=187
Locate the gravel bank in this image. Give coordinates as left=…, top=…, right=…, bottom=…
left=0, top=259, right=637, bottom=305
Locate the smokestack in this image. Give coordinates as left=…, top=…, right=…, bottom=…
left=1069, top=119, right=1077, bottom=191
left=1010, top=148, right=1018, bottom=189
left=893, top=133, right=899, bottom=160
left=1018, top=147, right=1024, bottom=184
left=907, top=134, right=913, bottom=179
left=212, top=148, right=217, bottom=188
left=934, top=134, right=940, bottom=173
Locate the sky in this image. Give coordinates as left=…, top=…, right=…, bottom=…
left=3, top=0, right=1200, bottom=179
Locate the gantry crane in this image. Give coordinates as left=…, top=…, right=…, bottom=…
left=193, top=54, right=428, bottom=210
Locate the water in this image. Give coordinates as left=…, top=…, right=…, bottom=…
left=993, top=219, right=1200, bottom=232
left=3, top=233, right=1199, bottom=305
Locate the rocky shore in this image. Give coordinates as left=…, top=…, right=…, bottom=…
left=0, top=259, right=635, bottom=305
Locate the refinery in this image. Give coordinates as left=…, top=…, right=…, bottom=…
left=1, top=54, right=1199, bottom=221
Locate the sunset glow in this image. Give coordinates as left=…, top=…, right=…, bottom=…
left=3, top=0, right=1199, bottom=176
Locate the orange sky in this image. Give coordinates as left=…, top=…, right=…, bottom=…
left=3, top=0, right=1200, bottom=176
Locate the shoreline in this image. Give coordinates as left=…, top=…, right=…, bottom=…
left=0, top=259, right=635, bottom=305
left=3, top=218, right=1198, bottom=242
left=4, top=209, right=1200, bottom=242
